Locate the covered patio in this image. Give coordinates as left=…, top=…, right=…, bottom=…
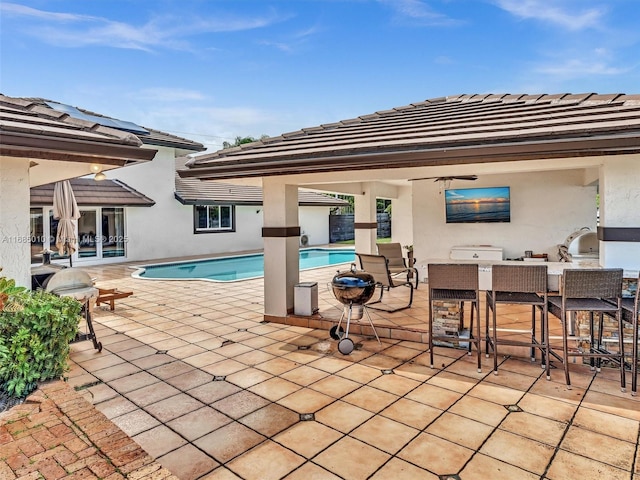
left=180, top=93, right=640, bottom=324
left=3, top=260, right=637, bottom=480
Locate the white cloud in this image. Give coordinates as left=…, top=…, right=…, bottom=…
left=0, top=2, right=286, bottom=52
left=378, top=0, right=463, bottom=27
left=535, top=58, right=628, bottom=78
left=494, top=0, right=605, bottom=30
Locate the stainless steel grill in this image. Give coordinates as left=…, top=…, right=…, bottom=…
left=46, top=268, right=102, bottom=352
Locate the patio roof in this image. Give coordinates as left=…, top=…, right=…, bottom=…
left=31, top=178, right=155, bottom=207
left=0, top=94, right=157, bottom=166
left=180, top=93, right=640, bottom=180
left=175, top=174, right=349, bottom=207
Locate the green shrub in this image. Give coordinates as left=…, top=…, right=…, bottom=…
left=0, top=275, right=81, bottom=398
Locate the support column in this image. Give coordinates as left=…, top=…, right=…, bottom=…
left=354, top=183, right=378, bottom=255
left=262, top=178, right=300, bottom=320
left=598, top=156, right=640, bottom=271
left=0, top=157, right=31, bottom=288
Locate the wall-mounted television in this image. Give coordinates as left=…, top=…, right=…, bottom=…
left=445, top=186, right=511, bottom=223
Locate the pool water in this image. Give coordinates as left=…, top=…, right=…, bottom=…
left=135, top=248, right=356, bottom=282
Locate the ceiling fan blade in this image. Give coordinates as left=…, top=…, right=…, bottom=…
left=408, top=175, right=478, bottom=182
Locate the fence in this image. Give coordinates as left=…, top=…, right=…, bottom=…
left=329, top=213, right=390, bottom=243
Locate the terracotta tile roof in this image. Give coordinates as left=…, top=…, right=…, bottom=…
left=181, top=93, right=640, bottom=180
left=31, top=178, right=155, bottom=207
left=175, top=174, right=348, bottom=207
left=0, top=94, right=157, bottom=164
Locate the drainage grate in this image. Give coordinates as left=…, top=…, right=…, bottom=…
left=439, top=475, right=461, bottom=480
left=300, top=413, right=315, bottom=421
left=221, top=340, right=234, bottom=346
left=238, top=328, right=247, bottom=332
left=381, top=369, right=394, bottom=375
left=298, top=345, right=310, bottom=350
left=156, top=350, right=168, bottom=354
left=213, top=376, right=226, bottom=381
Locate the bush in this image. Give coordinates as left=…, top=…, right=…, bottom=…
left=0, top=275, right=81, bottom=398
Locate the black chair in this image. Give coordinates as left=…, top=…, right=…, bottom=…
left=428, top=263, right=481, bottom=372
left=618, top=275, right=639, bottom=396
left=485, top=265, right=549, bottom=379
left=547, top=268, right=624, bottom=391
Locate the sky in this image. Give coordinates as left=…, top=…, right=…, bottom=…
left=1, top=0, right=639, bottom=153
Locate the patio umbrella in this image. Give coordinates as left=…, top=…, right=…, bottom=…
left=53, top=180, right=80, bottom=267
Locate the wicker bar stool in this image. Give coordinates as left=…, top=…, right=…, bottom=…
left=485, top=264, right=549, bottom=379
left=620, top=274, right=639, bottom=395
left=548, top=268, right=625, bottom=391
left=428, top=263, right=481, bottom=372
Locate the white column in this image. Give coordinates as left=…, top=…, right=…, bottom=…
left=262, top=178, right=300, bottom=318
left=0, top=157, right=31, bottom=287
left=599, top=156, right=640, bottom=271
left=354, top=182, right=378, bottom=255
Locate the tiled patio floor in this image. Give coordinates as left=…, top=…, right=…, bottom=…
left=7, top=259, right=640, bottom=479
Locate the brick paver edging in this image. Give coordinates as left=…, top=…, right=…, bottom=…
left=0, top=380, right=179, bottom=480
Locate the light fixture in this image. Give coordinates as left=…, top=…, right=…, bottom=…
left=94, top=171, right=106, bottom=181
left=89, top=163, right=102, bottom=174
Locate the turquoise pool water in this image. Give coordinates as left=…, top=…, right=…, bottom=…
left=134, top=248, right=356, bottom=282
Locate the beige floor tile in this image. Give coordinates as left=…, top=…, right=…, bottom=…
left=500, top=411, right=567, bottom=445
left=125, top=381, right=181, bottom=406
left=255, top=357, right=301, bottom=375
left=167, top=406, right=232, bottom=441
left=480, top=429, right=555, bottom=475
left=145, top=393, right=205, bottom=422
left=581, top=390, right=640, bottom=421
left=211, top=390, right=270, bottom=419
left=157, top=444, right=218, bottom=480
left=427, top=412, right=494, bottom=450
left=528, top=375, right=588, bottom=405
left=187, top=380, right=242, bottom=404
left=341, top=385, right=399, bottom=413
left=315, top=400, right=375, bottom=433
left=93, top=362, right=142, bottom=382
left=426, top=370, right=479, bottom=394
left=84, top=383, right=120, bottom=403
left=248, top=377, right=302, bottom=402
left=460, top=453, right=539, bottom=480
left=147, top=360, right=195, bottom=380
left=280, top=365, right=329, bottom=386
left=164, top=368, right=213, bottom=390
left=572, top=406, right=640, bottom=443
left=133, top=424, right=187, bottom=458
left=405, top=383, right=463, bottom=409
left=469, top=380, right=526, bottom=405
left=111, top=408, right=161, bottom=436
left=225, top=367, right=273, bottom=389
left=308, top=375, right=361, bottom=398
left=274, top=421, right=343, bottom=458
left=334, top=362, right=382, bottom=383
left=380, top=397, right=441, bottom=430
left=546, top=449, right=630, bottom=480
left=227, top=440, right=304, bottom=480
left=392, top=361, right=437, bottom=382
left=561, top=425, right=635, bottom=470
left=398, top=432, right=474, bottom=474
left=238, top=403, right=299, bottom=437
left=194, top=422, right=266, bottom=463
left=306, top=356, right=352, bottom=374
left=116, top=345, right=158, bottom=361
left=517, top=392, right=578, bottom=422
left=94, top=396, right=138, bottom=420
left=276, top=380, right=337, bottom=412
left=486, top=366, right=540, bottom=391
left=281, top=461, right=342, bottom=479
left=182, top=351, right=226, bottom=369
left=351, top=415, right=419, bottom=454
left=367, top=372, right=421, bottom=396
left=369, top=458, right=439, bottom=479
left=448, top=394, right=508, bottom=427
left=314, top=436, right=391, bottom=480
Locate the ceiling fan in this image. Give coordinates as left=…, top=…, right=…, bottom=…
left=408, top=175, right=478, bottom=182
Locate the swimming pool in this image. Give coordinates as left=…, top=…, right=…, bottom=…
left=133, top=248, right=356, bottom=282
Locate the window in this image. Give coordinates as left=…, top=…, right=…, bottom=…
left=194, top=205, right=235, bottom=232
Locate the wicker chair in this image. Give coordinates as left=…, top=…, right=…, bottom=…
left=485, top=265, right=549, bottom=379
left=427, top=263, right=481, bottom=372
left=376, top=243, right=419, bottom=288
left=548, top=268, right=625, bottom=391
left=356, top=253, right=414, bottom=312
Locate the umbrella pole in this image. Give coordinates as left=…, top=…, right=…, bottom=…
left=67, top=242, right=73, bottom=267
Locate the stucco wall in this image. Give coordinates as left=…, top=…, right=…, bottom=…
left=95, top=146, right=330, bottom=263
left=0, top=157, right=31, bottom=287
left=412, top=170, right=598, bottom=263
